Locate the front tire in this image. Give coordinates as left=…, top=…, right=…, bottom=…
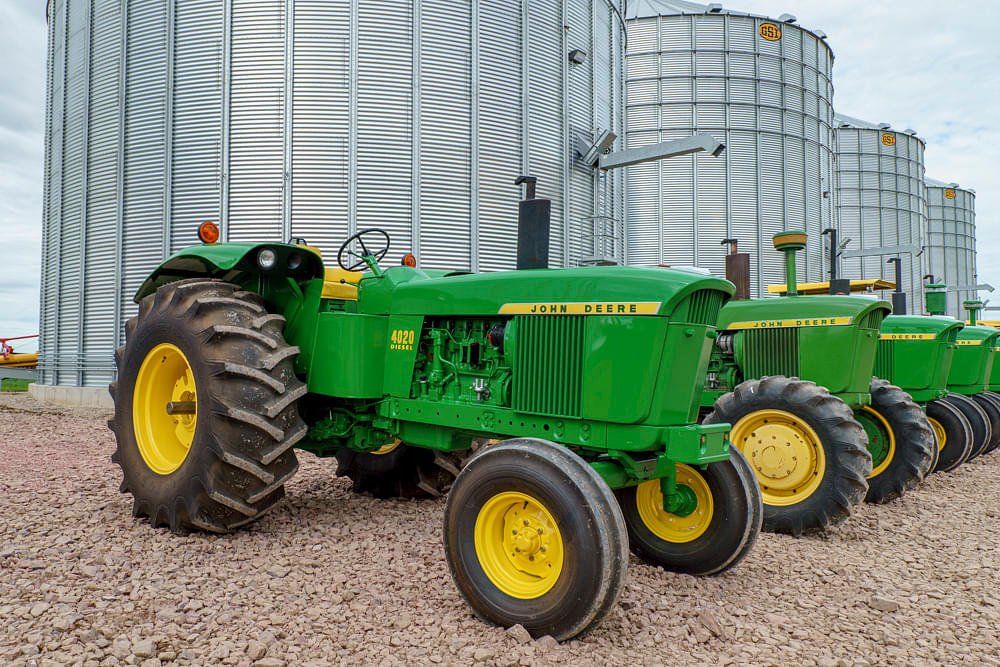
left=109, top=279, right=305, bottom=532
left=615, top=447, right=762, bottom=576
left=944, top=393, right=991, bottom=461
left=927, top=398, right=973, bottom=472
left=971, top=394, right=1000, bottom=456
left=443, top=439, right=628, bottom=641
left=857, top=379, right=935, bottom=504
left=704, top=376, right=871, bottom=535
left=980, top=392, right=1000, bottom=454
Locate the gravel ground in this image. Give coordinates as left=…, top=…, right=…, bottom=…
left=3, top=392, right=1000, bottom=666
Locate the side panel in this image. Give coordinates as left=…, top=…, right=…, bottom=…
left=581, top=317, right=666, bottom=423
left=799, top=326, right=879, bottom=395
left=383, top=315, right=424, bottom=397
left=308, top=312, right=387, bottom=398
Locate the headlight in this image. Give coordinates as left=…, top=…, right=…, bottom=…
left=257, top=249, right=277, bottom=270
left=287, top=253, right=303, bottom=270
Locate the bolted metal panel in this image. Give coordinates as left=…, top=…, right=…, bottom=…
left=624, top=4, right=836, bottom=296
left=39, top=0, right=625, bottom=387
left=926, top=179, right=976, bottom=318
left=834, top=114, right=926, bottom=312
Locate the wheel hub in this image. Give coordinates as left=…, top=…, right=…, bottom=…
left=636, top=465, right=714, bottom=544
left=132, top=343, right=198, bottom=475
left=731, top=409, right=826, bottom=506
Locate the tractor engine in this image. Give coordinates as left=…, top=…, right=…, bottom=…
left=412, top=318, right=513, bottom=408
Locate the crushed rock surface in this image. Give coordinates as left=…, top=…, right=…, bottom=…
left=2, top=393, right=1000, bottom=666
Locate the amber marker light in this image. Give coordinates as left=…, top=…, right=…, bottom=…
left=402, top=253, right=417, bottom=267
left=198, top=221, right=220, bottom=244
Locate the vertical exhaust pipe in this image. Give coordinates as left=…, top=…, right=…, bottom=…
left=887, top=257, right=907, bottom=315
left=721, top=238, right=750, bottom=300
left=515, top=176, right=551, bottom=270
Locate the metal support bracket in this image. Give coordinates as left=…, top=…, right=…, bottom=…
left=841, top=244, right=921, bottom=259
left=948, top=284, right=995, bottom=293
left=598, top=133, right=725, bottom=171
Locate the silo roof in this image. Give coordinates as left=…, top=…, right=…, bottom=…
left=926, top=176, right=972, bottom=194
left=835, top=113, right=925, bottom=145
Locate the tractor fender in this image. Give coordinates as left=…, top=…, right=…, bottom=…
left=133, top=242, right=324, bottom=302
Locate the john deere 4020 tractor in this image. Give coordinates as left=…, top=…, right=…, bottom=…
left=701, top=232, right=934, bottom=535
left=109, top=224, right=763, bottom=641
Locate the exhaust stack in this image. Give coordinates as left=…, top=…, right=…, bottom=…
left=515, top=176, right=551, bottom=270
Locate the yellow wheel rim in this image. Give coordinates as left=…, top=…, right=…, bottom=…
left=929, top=417, right=947, bottom=452
left=371, top=438, right=402, bottom=455
left=730, top=409, right=826, bottom=506
left=862, top=406, right=896, bottom=478
left=636, top=464, right=713, bottom=543
left=474, top=491, right=564, bottom=599
left=132, top=343, right=197, bottom=475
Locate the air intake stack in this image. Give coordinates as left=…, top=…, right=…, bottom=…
left=772, top=231, right=808, bottom=296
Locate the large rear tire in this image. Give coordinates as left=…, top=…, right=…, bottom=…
left=944, top=393, right=991, bottom=461
left=109, top=279, right=305, bottom=532
left=704, top=376, right=871, bottom=535
left=336, top=444, right=472, bottom=498
left=980, top=391, right=1000, bottom=454
left=443, top=438, right=628, bottom=641
left=615, top=447, right=762, bottom=576
left=927, top=398, right=973, bottom=472
left=971, top=394, right=1000, bottom=456
left=857, top=379, right=935, bottom=504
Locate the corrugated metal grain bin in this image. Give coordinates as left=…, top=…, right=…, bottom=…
left=624, top=0, right=835, bottom=296
left=925, top=177, right=977, bottom=318
left=39, top=0, right=626, bottom=386
left=834, top=113, right=926, bottom=311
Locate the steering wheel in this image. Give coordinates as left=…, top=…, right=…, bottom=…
left=337, top=228, right=391, bottom=272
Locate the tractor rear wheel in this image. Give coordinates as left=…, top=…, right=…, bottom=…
left=704, top=376, right=871, bottom=535
left=980, top=391, right=1000, bottom=454
left=944, top=393, right=991, bottom=461
left=615, top=447, right=762, bottom=576
left=109, top=279, right=305, bottom=532
left=971, top=394, right=1000, bottom=455
left=857, top=379, right=935, bottom=504
left=927, top=399, right=973, bottom=472
left=443, top=438, right=628, bottom=641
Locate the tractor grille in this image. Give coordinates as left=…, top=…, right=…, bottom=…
left=874, top=340, right=893, bottom=379
left=673, top=289, right=727, bottom=326
left=512, top=316, right=584, bottom=417
left=743, top=327, right=799, bottom=378
left=856, top=309, right=886, bottom=330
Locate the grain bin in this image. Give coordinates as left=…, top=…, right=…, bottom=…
left=39, top=0, right=626, bottom=387
left=925, top=178, right=977, bottom=318
left=834, top=113, right=926, bottom=312
left=624, top=0, right=836, bottom=296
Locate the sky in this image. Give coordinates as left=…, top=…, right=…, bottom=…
left=0, top=0, right=997, bottom=347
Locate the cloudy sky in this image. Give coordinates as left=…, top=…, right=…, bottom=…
left=0, top=0, right=997, bottom=348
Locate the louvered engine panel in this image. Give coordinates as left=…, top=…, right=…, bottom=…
left=512, top=316, right=584, bottom=418
left=743, top=327, right=799, bottom=379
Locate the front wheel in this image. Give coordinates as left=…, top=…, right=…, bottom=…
left=443, top=438, right=628, bottom=641
left=704, top=376, right=871, bottom=535
left=615, top=447, right=762, bottom=576
left=856, top=379, right=935, bottom=504
left=980, top=392, right=1000, bottom=454
left=944, top=393, right=991, bottom=461
left=971, top=394, right=1000, bottom=455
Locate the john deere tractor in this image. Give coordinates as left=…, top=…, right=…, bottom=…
left=702, top=232, right=934, bottom=535
left=939, top=298, right=1000, bottom=462
left=108, top=224, right=763, bottom=641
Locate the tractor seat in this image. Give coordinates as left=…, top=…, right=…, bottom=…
left=322, top=268, right=363, bottom=301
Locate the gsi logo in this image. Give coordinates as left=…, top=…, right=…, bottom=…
left=881, top=134, right=896, bottom=146
left=945, top=189, right=956, bottom=199
left=759, top=23, right=781, bottom=41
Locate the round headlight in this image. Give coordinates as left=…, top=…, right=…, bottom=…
left=287, top=253, right=303, bottom=270
left=257, top=249, right=278, bottom=270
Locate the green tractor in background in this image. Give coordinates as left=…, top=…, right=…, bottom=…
left=108, top=223, right=763, bottom=641
left=702, top=232, right=934, bottom=536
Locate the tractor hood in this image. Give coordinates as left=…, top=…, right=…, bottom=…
left=957, top=325, right=1000, bottom=346
left=717, top=295, right=892, bottom=330
left=359, top=265, right=735, bottom=319
left=881, top=315, right=964, bottom=340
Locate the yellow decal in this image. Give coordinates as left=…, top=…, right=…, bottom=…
left=759, top=23, right=781, bottom=41
left=881, top=134, right=896, bottom=147
left=498, top=302, right=662, bottom=316
left=726, top=317, right=853, bottom=330
left=945, top=189, right=956, bottom=199
left=389, top=329, right=416, bottom=351
left=880, top=333, right=937, bottom=341
left=956, top=340, right=984, bottom=346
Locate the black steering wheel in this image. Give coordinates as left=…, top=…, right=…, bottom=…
left=337, top=228, right=391, bottom=272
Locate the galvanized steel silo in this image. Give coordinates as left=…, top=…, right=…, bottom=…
left=925, top=178, right=977, bottom=318
left=834, top=113, right=926, bottom=312
left=39, top=0, right=626, bottom=388
left=624, top=0, right=836, bottom=297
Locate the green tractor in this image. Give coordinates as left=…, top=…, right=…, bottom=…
left=702, top=232, right=934, bottom=535
left=875, top=313, right=964, bottom=472
left=937, top=298, right=1000, bottom=463
left=108, top=224, right=763, bottom=641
